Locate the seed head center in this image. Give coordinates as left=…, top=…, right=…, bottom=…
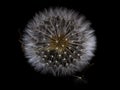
left=49, top=34, right=69, bottom=52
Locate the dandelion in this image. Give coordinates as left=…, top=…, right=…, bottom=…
left=22, top=8, right=96, bottom=76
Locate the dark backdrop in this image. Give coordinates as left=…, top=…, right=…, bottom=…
left=2, top=0, right=115, bottom=89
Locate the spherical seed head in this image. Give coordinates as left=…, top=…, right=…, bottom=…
left=22, top=7, right=96, bottom=76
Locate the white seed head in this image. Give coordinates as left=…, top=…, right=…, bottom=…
left=22, top=7, right=96, bottom=76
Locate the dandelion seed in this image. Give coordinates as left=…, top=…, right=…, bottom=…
left=56, top=40, right=58, bottom=43
left=77, top=54, right=80, bottom=56
left=47, top=49, right=50, bottom=52
left=58, top=54, right=61, bottom=57
left=63, top=58, right=66, bottom=61
left=62, top=45, right=64, bottom=47
left=44, top=55, right=47, bottom=58
left=55, top=61, right=58, bottom=63
left=51, top=55, right=54, bottom=58
left=64, top=51, right=67, bottom=54
left=49, top=60, right=52, bottom=63
left=56, top=47, right=58, bottom=50
left=69, top=55, right=72, bottom=58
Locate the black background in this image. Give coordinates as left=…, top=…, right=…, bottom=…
left=2, top=0, right=117, bottom=89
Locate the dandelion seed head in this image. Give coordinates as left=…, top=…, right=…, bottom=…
left=22, top=7, right=96, bottom=76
